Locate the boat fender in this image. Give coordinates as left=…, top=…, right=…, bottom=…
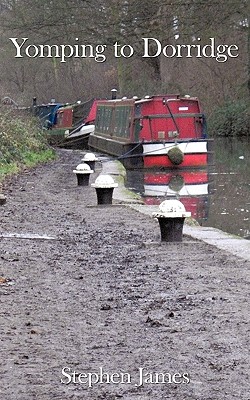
left=168, top=175, right=184, bottom=192
left=167, top=146, right=184, bottom=165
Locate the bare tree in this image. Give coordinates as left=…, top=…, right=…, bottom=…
left=0, top=0, right=248, bottom=108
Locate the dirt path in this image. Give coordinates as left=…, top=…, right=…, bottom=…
left=0, top=149, right=249, bottom=400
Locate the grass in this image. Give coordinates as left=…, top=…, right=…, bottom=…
left=21, top=148, right=56, bottom=167
left=0, top=108, right=56, bottom=183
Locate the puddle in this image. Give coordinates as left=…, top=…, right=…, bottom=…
left=0, top=233, right=57, bottom=240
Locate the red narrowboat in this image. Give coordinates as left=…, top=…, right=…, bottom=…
left=88, top=94, right=213, bottom=169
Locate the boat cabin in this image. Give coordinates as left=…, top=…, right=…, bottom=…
left=89, top=94, right=212, bottom=169
left=54, top=98, right=96, bottom=130
left=94, top=95, right=206, bottom=143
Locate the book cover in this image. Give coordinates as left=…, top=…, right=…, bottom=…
left=0, top=1, right=249, bottom=399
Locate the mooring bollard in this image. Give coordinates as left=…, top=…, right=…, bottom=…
left=73, top=163, right=93, bottom=186
left=81, top=153, right=99, bottom=172
left=152, top=200, right=191, bottom=242
left=0, top=194, right=6, bottom=205
left=91, top=175, right=118, bottom=205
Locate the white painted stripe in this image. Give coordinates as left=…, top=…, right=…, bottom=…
left=144, top=183, right=209, bottom=197
left=143, top=141, right=207, bottom=155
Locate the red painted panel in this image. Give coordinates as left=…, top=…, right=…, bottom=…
left=143, top=153, right=208, bottom=169
left=139, top=96, right=203, bottom=142
left=56, top=108, right=73, bottom=128
left=85, top=100, right=98, bottom=124
left=144, top=171, right=208, bottom=185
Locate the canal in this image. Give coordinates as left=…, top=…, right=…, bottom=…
left=125, top=137, right=250, bottom=239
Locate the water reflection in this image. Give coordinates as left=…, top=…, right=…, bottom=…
left=125, top=137, right=250, bottom=239
left=126, top=169, right=213, bottom=222
left=201, top=137, right=250, bottom=239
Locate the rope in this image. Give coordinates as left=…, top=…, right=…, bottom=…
left=117, top=141, right=143, bottom=160
left=49, top=131, right=207, bottom=162
left=111, top=136, right=207, bottom=162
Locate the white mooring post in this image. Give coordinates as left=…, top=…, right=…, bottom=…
left=91, top=175, right=118, bottom=205
left=152, top=200, right=191, bottom=242
left=0, top=194, right=6, bottom=205
left=73, top=163, right=93, bottom=186
left=81, top=153, right=99, bottom=172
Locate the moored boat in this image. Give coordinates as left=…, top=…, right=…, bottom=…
left=33, top=98, right=98, bottom=147
left=88, top=94, right=213, bottom=169
left=55, top=99, right=98, bottom=147
left=33, top=100, right=63, bottom=130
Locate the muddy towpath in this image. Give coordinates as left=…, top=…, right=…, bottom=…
left=0, top=149, right=249, bottom=400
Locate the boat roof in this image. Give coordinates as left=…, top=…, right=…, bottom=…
left=96, top=94, right=199, bottom=106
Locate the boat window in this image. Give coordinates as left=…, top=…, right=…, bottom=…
left=106, top=107, right=112, bottom=133
left=103, top=107, right=111, bottom=132
left=96, top=103, right=132, bottom=138
left=124, top=107, right=131, bottom=136
left=95, top=106, right=102, bottom=131
left=113, top=105, right=131, bottom=138
left=95, top=105, right=114, bottom=135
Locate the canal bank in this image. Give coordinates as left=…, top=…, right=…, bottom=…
left=102, top=157, right=250, bottom=262
left=0, top=148, right=249, bottom=400
left=114, top=137, right=250, bottom=240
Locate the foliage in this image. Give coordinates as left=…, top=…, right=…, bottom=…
left=0, top=109, right=56, bottom=180
left=208, top=100, right=250, bottom=137
left=0, top=0, right=248, bottom=130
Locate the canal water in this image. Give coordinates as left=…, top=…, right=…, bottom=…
left=125, top=137, right=250, bottom=239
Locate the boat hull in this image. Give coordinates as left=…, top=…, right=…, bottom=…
left=63, top=124, right=95, bottom=149
left=46, top=125, right=94, bottom=148
left=45, top=128, right=67, bottom=146
left=88, top=134, right=144, bottom=169
left=88, top=133, right=213, bottom=170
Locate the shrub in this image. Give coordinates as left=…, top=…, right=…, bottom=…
left=0, top=108, right=55, bottom=180
left=208, top=100, right=250, bottom=137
